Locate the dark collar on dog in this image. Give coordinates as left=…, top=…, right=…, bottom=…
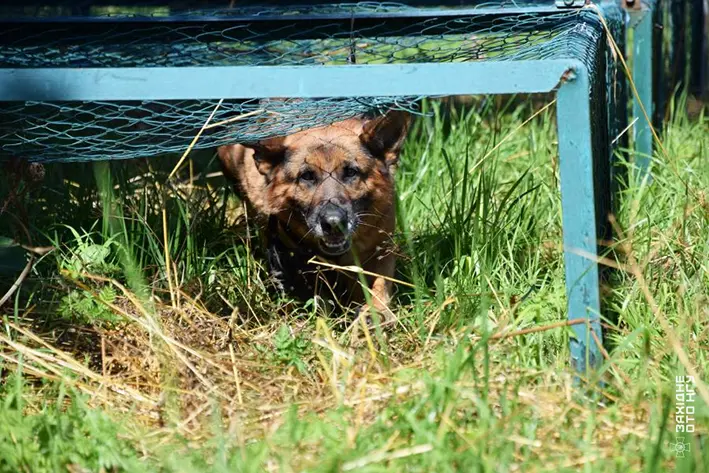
left=270, top=217, right=299, bottom=251
left=267, top=216, right=318, bottom=258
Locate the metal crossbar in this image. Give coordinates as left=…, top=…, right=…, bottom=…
left=0, top=0, right=629, bottom=375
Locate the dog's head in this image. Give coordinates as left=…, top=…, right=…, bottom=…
left=243, top=110, right=411, bottom=256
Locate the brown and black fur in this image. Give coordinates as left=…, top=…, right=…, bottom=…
left=218, top=111, right=411, bottom=315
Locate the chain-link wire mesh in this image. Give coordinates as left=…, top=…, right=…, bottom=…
left=0, top=1, right=624, bottom=163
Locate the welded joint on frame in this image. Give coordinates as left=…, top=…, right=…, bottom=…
left=554, top=63, right=584, bottom=94
left=561, top=68, right=578, bottom=83
left=621, top=0, right=643, bottom=12
left=555, top=0, right=588, bottom=8
left=622, top=0, right=653, bottom=32
left=623, top=0, right=655, bottom=29
left=553, top=61, right=591, bottom=100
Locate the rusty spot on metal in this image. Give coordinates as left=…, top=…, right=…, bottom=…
left=552, top=67, right=576, bottom=91
left=621, top=0, right=642, bottom=11
left=552, top=67, right=579, bottom=92
left=560, top=68, right=577, bottom=83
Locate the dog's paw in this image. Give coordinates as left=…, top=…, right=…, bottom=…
left=355, top=304, right=394, bottom=326
left=346, top=303, right=397, bottom=344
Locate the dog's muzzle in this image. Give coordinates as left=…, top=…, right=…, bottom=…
left=316, top=203, right=352, bottom=256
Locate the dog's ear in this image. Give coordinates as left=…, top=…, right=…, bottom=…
left=360, top=110, right=411, bottom=167
left=217, top=144, right=244, bottom=184
left=241, top=136, right=287, bottom=177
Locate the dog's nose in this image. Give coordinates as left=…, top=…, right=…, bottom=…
left=320, top=205, right=348, bottom=236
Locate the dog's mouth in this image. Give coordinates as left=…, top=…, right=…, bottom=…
left=318, top=236, right=352, bottom=256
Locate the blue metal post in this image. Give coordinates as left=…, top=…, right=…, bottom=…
left=632, top=6, right=654, bottom=178
left=556, top=62, right=603, bottom=374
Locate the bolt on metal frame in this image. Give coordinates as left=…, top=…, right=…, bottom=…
left=0, top=0, right=630, bottom=376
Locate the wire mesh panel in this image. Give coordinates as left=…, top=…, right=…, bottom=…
left=0, top=1, right=623, bottom=163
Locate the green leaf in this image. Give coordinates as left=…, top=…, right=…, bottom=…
left=78, top=244, right=110, bottom=267
left=0, top=235, right=17, bottom=247
left=274, top=324, right=292, bottom=351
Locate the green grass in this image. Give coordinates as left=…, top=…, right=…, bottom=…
left=0, top=94, right=707, bottom=472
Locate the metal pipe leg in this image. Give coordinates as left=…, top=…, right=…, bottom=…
left=632, top=7, right=654, bottom=178
left=556, top=64, right=604, bottom=374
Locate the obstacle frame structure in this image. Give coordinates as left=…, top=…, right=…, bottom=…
left=2, top=0, right=699, bottom=376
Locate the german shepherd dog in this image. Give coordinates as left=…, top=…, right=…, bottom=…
left=218, top=110, right=411, bottom=317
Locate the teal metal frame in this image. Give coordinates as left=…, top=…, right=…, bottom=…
left=629, top=0, right=657, bottom=178
left=556, top=63, right=606, bottom=373
left=0, top=61, right=579, bottom=101
left=0, top=3, right=628, bottom=376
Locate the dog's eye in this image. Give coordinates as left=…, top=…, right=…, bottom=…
left=342, top=165, right=359, bottom=179
left=298, top=170, right=317, bottom=183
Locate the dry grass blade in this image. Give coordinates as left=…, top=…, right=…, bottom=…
left=423, top=296, right=457, bottom=349
left=343, top=382, right=425, bottom=407
left=590, top=328, right=633, bottom=386
left=203, top=108, right=266, bottom=130
left=0, top=332, right=155, bottom=405
left=611, top=116, right=639, bottom=146
left=0, top=255, right=33, bottom=308
left=65, top=272, right=237, bottom=382
left=168, top=98, right=224, bottom=180
left=488, top=317, right=589, bottom=340
left=229, top=343, right=244, bottom=406
left=307, top=257, right=416, bottom=288
left=342, top=443, right=433, bottom=471
left=0, top=213, right=37, bottom=308
left=162, top=207, right=177, bottom=309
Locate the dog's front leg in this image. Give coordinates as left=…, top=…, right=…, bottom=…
left=265, top=242, right=288, bottom=295
left=361, top=251, right=396, bottom=324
